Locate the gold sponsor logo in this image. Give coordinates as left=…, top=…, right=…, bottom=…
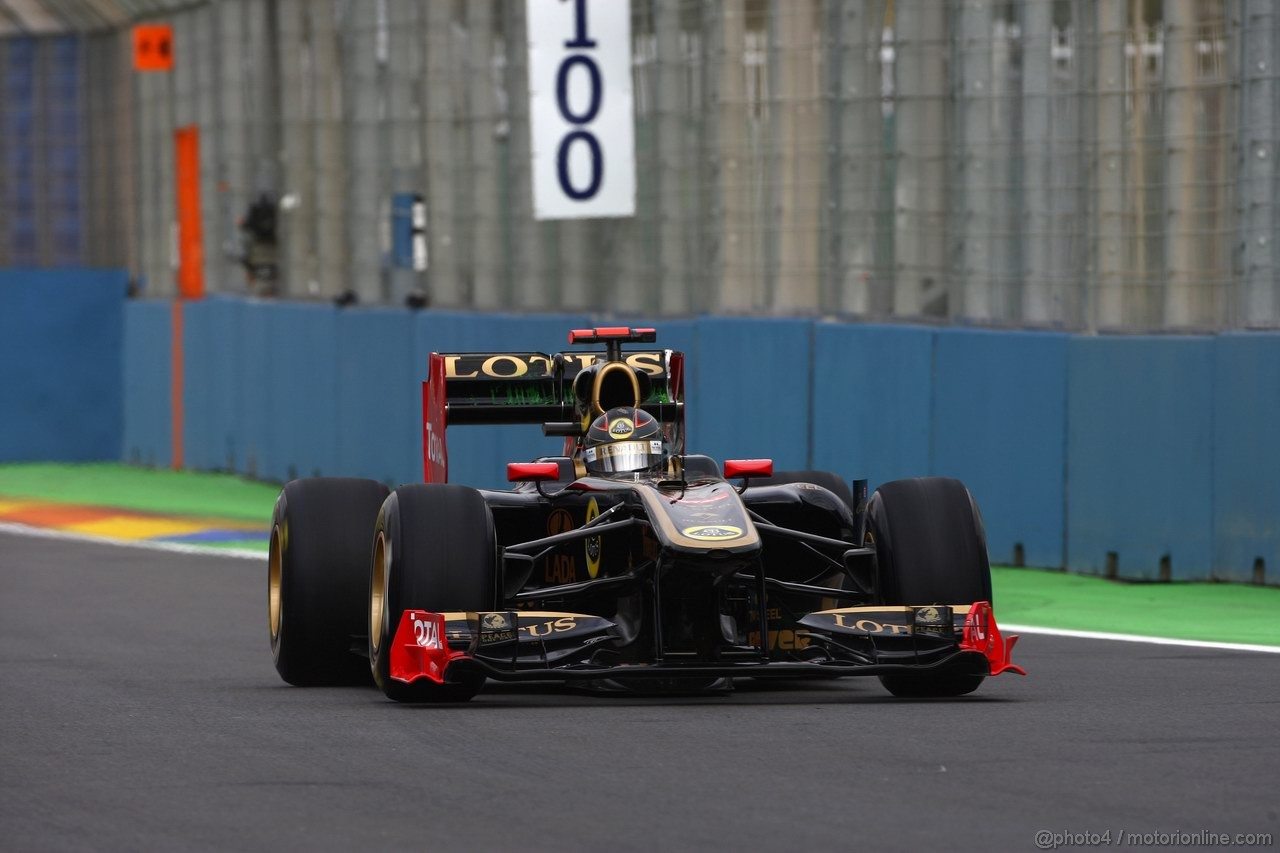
left=545, top=509, right=577, bottom=584
left=607, top=417, right=634, bottom=439
left=640, top=527, right=660, bottom=562
left=476, top=611, right=517, bottom=645
left=521, top=616, right=579, bottom=638
left=829, top=613, right=912, bottom=635
left=748, top=629, right=811, bottom=651
left=682, top=525, right=744, bottom=541
left=912, top=604, right=953, bottom=637
left=624, top=352, right=664, bottom=377
left=443, top=352, right=665, bottom=380
left=585, top=498, right=601, bottom=578
left=443, top=354, right=554, bottom=379
left=571, top=352, right=664, bottom=377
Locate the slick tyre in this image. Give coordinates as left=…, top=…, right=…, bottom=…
left=867, top=477, right=991, bottom=698
left=754, top=469, right=853, bottom=509
left=269, top=478, right=389, bottom=686
left=369, top=484, right=497, bottom=703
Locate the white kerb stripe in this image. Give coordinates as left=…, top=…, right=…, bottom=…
left=1003, top=623, right=1280, bottom=655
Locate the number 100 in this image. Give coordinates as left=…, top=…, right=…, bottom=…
left=556, top=0, right=603, bottom=200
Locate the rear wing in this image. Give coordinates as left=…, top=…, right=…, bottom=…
left=422, top=329, right=685, bottom=482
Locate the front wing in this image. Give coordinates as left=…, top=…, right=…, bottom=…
left=389, top=602, right=1025, bottom=687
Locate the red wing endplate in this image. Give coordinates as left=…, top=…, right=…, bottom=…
left=422, top=354, right=448, bottom=483
left=960, top=601, right=1026, bottom=677
left=389, top=611, right=466, bottom=685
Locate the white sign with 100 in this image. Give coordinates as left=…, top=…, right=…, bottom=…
left=527, top=0, right=636, bottom=219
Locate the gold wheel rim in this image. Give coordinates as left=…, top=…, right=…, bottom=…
left=369, top=530, right=387, bottom=654
left=268, top=524, right=283, bottom=640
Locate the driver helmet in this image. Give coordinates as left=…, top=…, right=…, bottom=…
left=583, top=407, right=668, bottom=478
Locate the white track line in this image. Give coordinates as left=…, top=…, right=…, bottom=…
left=2, top=521, right=1277, bottom=654
left=1003, top=623, right=1280, bottom=655
left=0, top=521, right=264, bottom=561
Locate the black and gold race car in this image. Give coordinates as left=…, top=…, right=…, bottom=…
left=267, top=327, right=1023, bottom=701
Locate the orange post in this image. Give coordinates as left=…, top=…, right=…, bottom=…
left=174, top=126, right=204, bottom=300
left=171, top=125, right=200, bottom=471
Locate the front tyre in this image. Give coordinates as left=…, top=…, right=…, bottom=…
left=369, top=484, right=497, bottom=702
left=867, top=477, right=991, bottom=698
left=269, top=478, right=389, bottom=686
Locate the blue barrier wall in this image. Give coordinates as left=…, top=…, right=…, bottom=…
left=931, top=329, right=1069, bottom=568
left=690, top=318, right=811, bottom=470
left=107, top=295, right=1280, bottom=582
left=0, top=269, right=126, bottom=462
left=182, top=297, right=242, bottom=472
left=337, top=308, right=417, bottom=485
left=121, top=297, right=171, bottom=467
left=1066, top=336, right=1215, bottom=580
left=811, top=323, right=934, bottom=491
left=1212, top=334, right=1280, bottom=583
left=261, top=302, right=341, bottom=483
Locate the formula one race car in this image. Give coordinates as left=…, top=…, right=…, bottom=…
left=267, top=327, right=1023, bottom=701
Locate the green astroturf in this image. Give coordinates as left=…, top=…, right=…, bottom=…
left=992, top=566, right=1280, bottom=647
left=1, top=463, right=1276, bottom=646
left=0, top=462, right=279, bottom=521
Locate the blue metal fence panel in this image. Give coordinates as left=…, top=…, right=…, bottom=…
left=236, top=300, right=272, bottom=479
left=1212, top=333, right=1280, bottom=583
left=121, top=296, right=170, bottom=467
left=642, top=318, right=699, bottom=448
left=690, top=318, right=812, bottom=471
left=1066, top=336, right=1215, bottom=579
left=180, top=298, right=215, bottom=471
left=0, top=269, right=126, bottom=462
left=336, top=308, right=418, bottom=486
left=811, top=323, right=934, bottom=491
left=181, top=296, right=243, bottom=472
left=261, top=301, right=339, bottom=482
left=931, top=328, right=1069, bottom=568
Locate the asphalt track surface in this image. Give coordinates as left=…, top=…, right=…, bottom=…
left=3, top=532, right=1278, bottom=852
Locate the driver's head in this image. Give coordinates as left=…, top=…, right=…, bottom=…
left=583, top=407, right=667, bottom=478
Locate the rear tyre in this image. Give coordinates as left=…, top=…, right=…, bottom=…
left=369, top=484, right=497, bottom=702
left=269, top=478, right=389, bottom=686
left=867, top=477, right=991, bottom=698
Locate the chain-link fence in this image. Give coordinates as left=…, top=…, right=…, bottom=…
left=1, top=0, right=1277, bottom=330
